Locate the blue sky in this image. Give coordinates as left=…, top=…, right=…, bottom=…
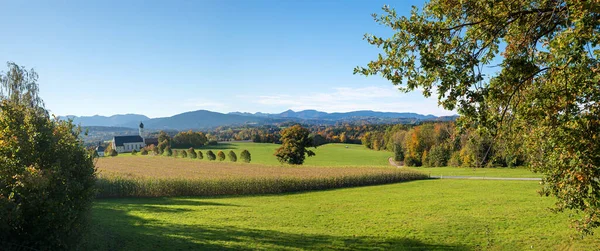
left=0, top=0, right=455, bottom=118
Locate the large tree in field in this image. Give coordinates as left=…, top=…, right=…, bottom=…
left=275, top=125, right=316, bottom=165
left=356, top=1, right=600, bottom=233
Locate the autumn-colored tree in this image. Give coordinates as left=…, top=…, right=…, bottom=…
left=357, top=0, right=600, bottom=232
left=217, top=151, right=225, bottom=161
left=275, top=125, right=316, bottom=165
left=0, top=62, right=96, bottom=249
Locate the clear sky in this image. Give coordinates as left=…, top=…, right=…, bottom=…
left=0, top=0, right=456, bottom=118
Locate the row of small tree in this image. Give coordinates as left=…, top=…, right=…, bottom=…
left=133, top=145, right=251, bottom=163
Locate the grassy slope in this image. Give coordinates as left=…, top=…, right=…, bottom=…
left=116, top=142, right=540, bottom=178
left=194, top=142, right=393, bottom=167
left=85, top=180, right=598, bottom=250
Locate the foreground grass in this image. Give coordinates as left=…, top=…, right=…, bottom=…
left=84, top=180, right=599, bottom=250
left=96, top=157, right=427, bottom=198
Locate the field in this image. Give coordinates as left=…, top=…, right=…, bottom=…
left=97, top=156, right=405, bottom=180
left=409, top=166, right=542, bottom=178
left=86, top=142, right=577, bottom=250
left=84, top=179, right=599, bottom=250
left=95, top=144, right=428, bottom=197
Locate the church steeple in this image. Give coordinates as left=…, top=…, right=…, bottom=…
left=139, top=122, right=145, bottom=139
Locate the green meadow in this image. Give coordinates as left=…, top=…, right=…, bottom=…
left=85, top=180, right=599, bottom=250
left=193, top=142, right=393, bottom=167
left=86, top=142, right=572, bottom=250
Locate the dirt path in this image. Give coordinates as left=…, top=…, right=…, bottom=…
left=388, top=157, right=402, bottom=167
left=388, top=157, right=542, bottom=181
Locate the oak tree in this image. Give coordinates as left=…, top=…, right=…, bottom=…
left=357, top=0, right=600, bottom=233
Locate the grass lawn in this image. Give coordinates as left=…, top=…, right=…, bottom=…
left=409, top=166, right=542, bottom=178
left=194, top=142, right=392, bottom=167
left=84, top=179, right=598, bottom=250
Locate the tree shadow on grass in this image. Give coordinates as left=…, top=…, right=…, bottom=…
left=197, top=143, right=239, bottom=150
left=82, top=199, right=469, bottom=251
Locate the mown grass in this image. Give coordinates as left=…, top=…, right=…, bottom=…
left=84, top=180, right=600, bottom=250
left=95, top=157, right=427, bottom=198
left=194, top=142, right=392, bottom=166
left=409, top=166, right=542, bottom=178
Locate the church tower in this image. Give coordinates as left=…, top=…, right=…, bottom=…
left=139, top=122, right=145, bottom=139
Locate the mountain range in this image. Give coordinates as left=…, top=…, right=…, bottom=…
left=63, top=109, right=457, bottom=130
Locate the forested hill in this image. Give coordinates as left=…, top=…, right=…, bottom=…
left=65, top=109, right=457, bottom=130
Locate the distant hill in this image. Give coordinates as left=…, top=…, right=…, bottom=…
left=137, top=110, right=272, bottom=130
left=62, top=114, right=149, bottom=127
left=229, top=110, right=438, bottom=120
left=63, top=109, right=457, bottom=130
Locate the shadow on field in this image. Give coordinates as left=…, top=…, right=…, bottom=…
left=82, top=198, right=469, bottom=251
left=197, top=143, right=238, bottom=150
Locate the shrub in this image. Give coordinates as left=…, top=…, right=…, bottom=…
left=164, top=146, right=173, bottom=157
left=0, top=62, right=96, bottom=250
left=228, top=150, right=237, bottom=162
left=180, top=150, right=187, bottom=158
left=206, top=150, right=216, bottom=161
left=140, top=148, right=149, bottom=155
left=217, top=151, right=226, bottom=161
left=197, top=150, right=204, bottom=160
left=173, top=149, right=179, bottom=157
left=404, top=156, right=420, bottom=167
left=152, top=145, right=159, bottom=155
left=188, top=147, right=197, bottom=158
left=109, top=149, right=118, bottom=157
left=240, top=150, right=251, bottom=163
left=131, top=149, right=138, bottom=155
left=206, top=140, right=218, bottom=146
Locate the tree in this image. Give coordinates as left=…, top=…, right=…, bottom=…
left=393, top=142, right=404, bottom=162
left=131, top=149, right=138, bottom=155
left=188, top=147, right=197, bottom=159
left=173, top=149, right=179, bottom=157
left=0, top=62, right=96, bottom=249
left=104, top=142, right=114, bottom=156
left=357, top=1, right=600, bottom=233
left=228, top=150, right=237, bottom=162
left=275, top=125, right=316, bottom=165
left=180, top=149, right=187, bottom=158
left=240, top=150, right=251, bottom=163
left=164, top=146, right=173, bottom=157
left=197, top=150, right=204, bottom=160
left=311, top=134, right=327, bottom=147
left=206, top=150, right=216, bottom=161
left=157, top=131, right=171, bottom=154
left=109, top=149, right=118, bottom=157
left=140, top=148, right=149, bottom=155
left=217, top=150, right=225, bottom=161
left=172, top=130, right=208, bottom=148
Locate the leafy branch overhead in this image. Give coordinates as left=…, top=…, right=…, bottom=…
left=356, top=0, right=600, bottom=234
